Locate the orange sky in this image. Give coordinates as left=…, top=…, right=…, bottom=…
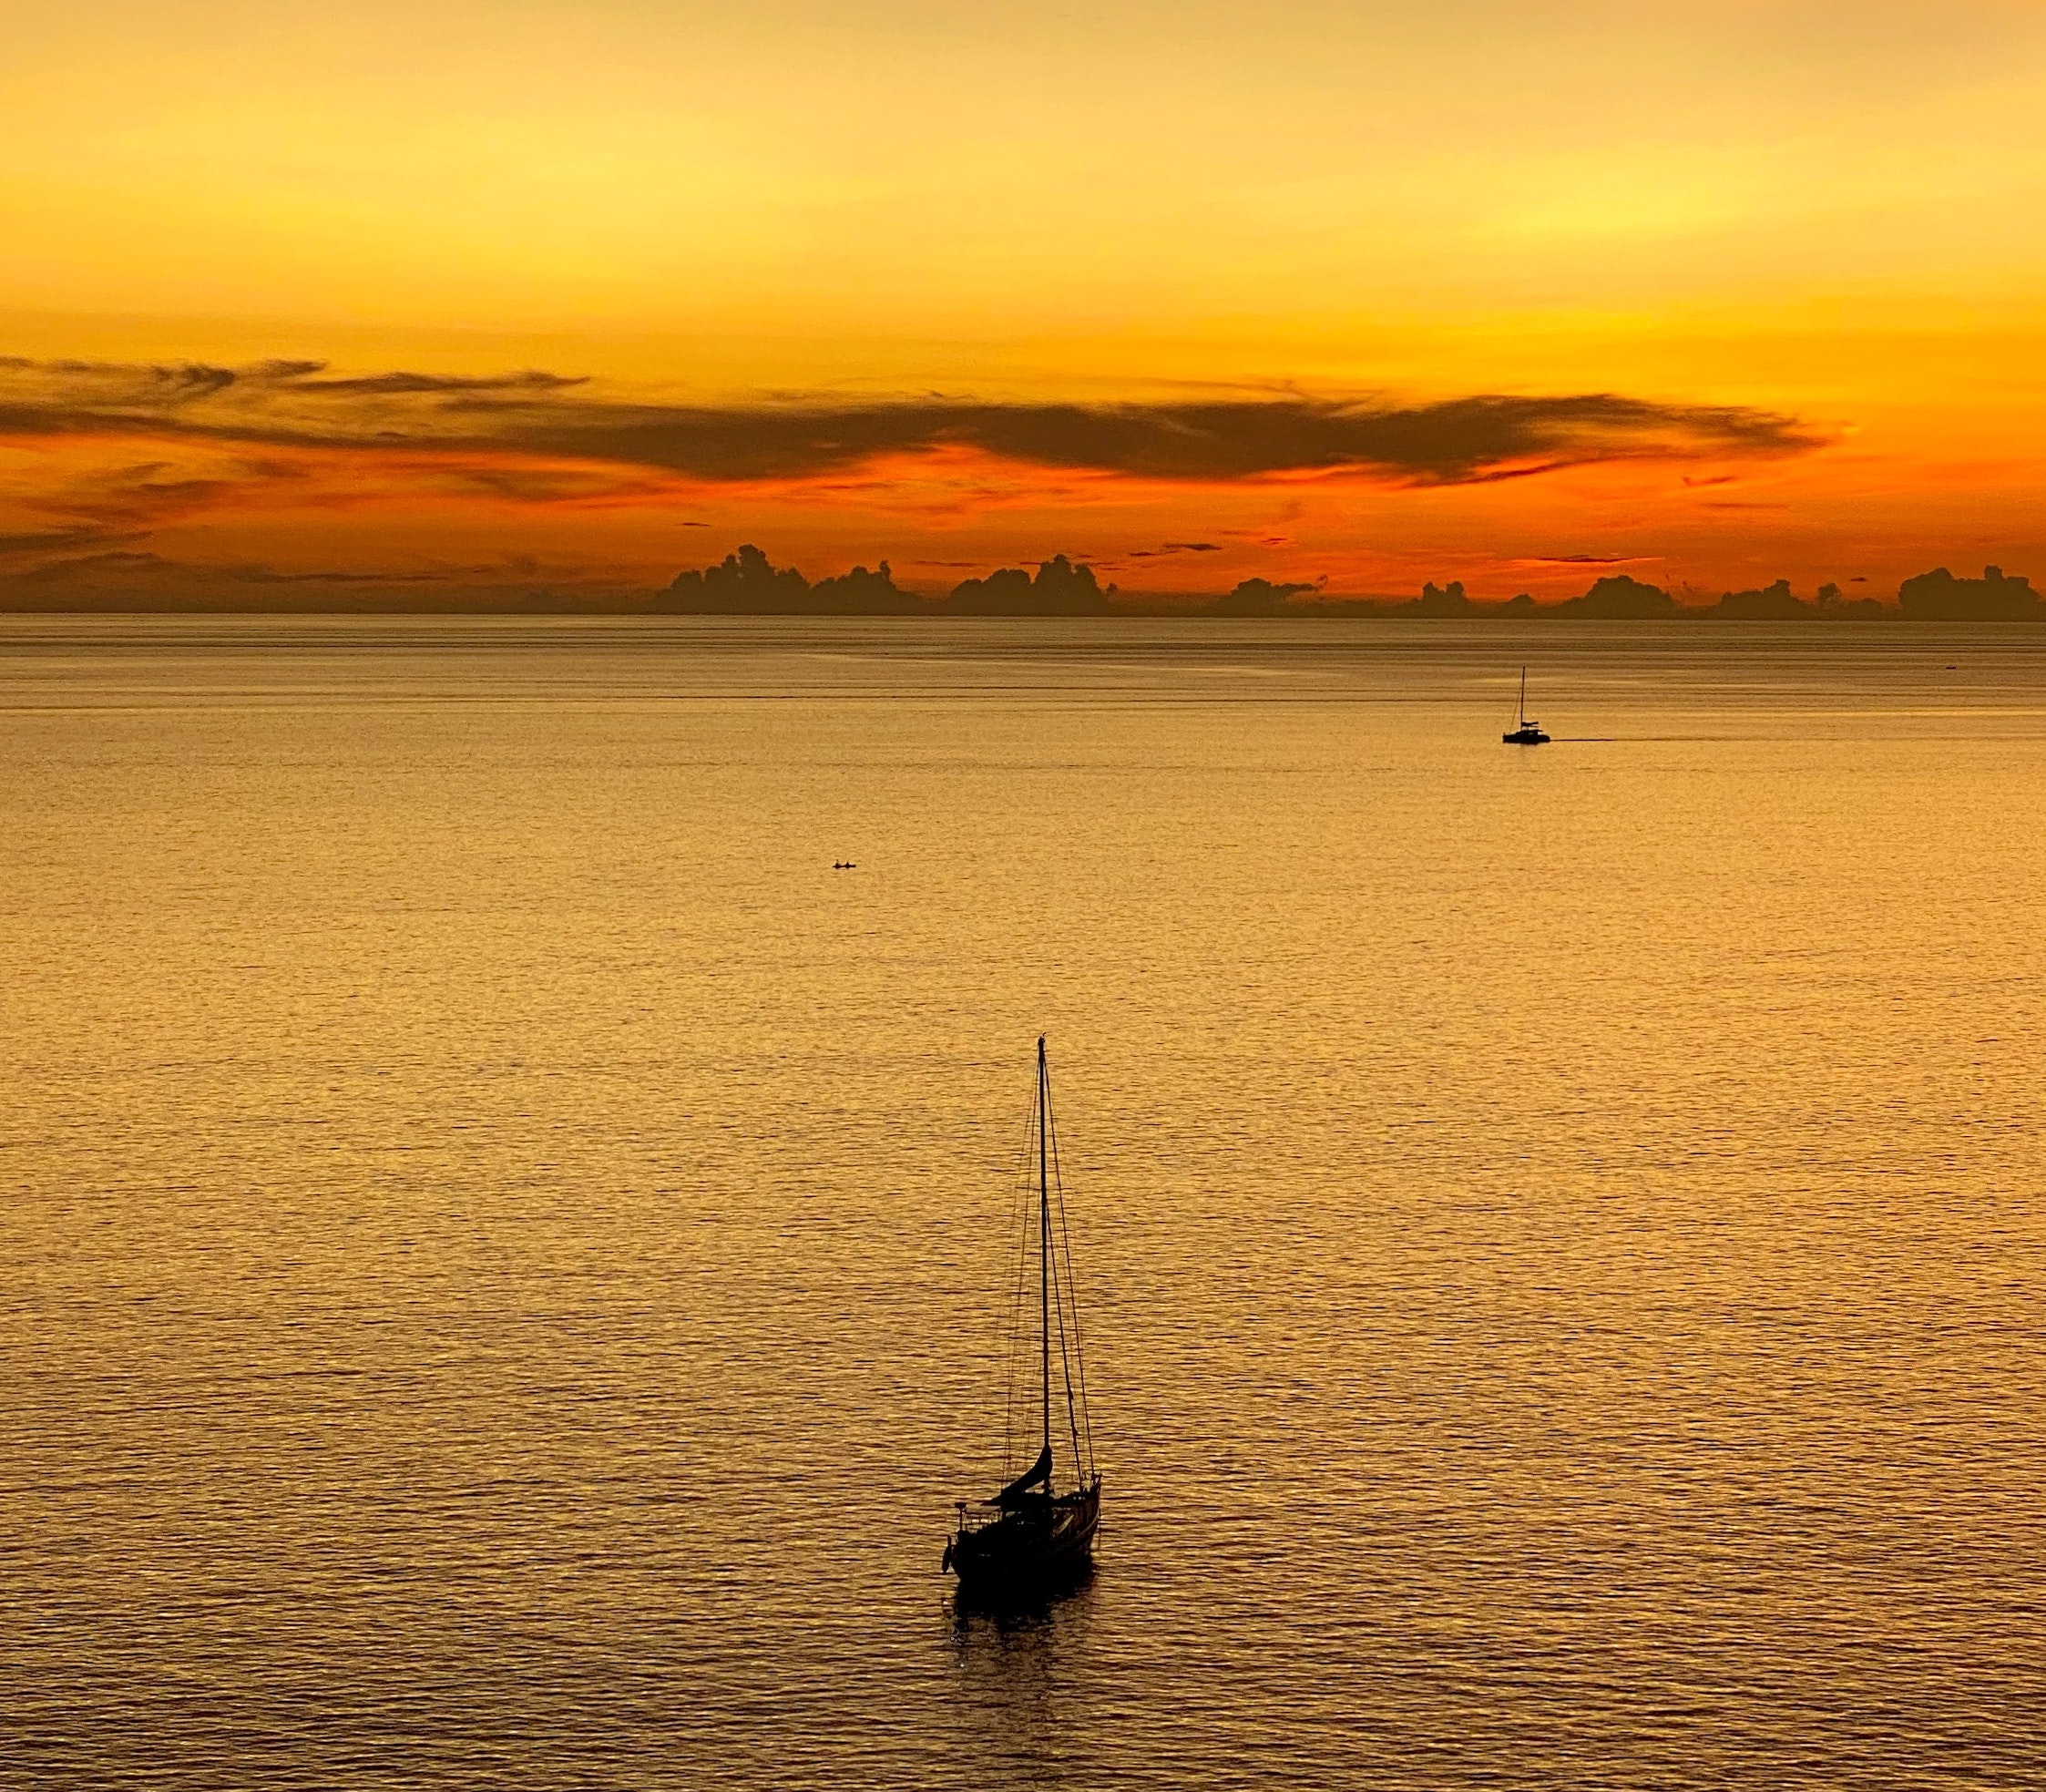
left=4, top=1, right=2045, bottom=605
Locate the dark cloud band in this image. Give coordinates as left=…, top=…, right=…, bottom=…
left=0, top=356, right=1820, bottom=485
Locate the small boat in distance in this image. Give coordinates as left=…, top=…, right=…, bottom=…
left=1503, top=666, right=1550, bottom=744
left=943, top=1037, right=1101, bottom=1596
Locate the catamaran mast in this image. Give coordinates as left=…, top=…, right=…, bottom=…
left=1038, top=1034, right=1051, bottom=1480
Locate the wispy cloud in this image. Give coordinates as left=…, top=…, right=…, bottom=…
left=1515, top=553, right=1654, bottom=565
left=0, top=358, right=1824, bottom=487
left=0, top=524, right=145, bottom=555
left=0, top=546, right=631, bottom=608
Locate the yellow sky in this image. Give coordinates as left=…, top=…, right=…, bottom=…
left=4, top=1, right=2044, bottom=602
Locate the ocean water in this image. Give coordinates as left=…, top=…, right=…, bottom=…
left=2, top=616, right=2041, bottom=1790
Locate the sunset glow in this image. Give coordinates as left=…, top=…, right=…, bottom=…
left=5, top=1, right=2045, bottom=604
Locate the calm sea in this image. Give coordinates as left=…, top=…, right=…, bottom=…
left=3, top=616, right=2041, bottom=1790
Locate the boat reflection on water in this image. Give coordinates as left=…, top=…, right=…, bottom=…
left=945, top=1556, right=1100, bottom=1781
left=952, top=1557, right=1098, bottom=1626
left=943, top=1037, right=1101, bottom=1604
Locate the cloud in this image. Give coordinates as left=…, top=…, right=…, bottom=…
left=0, top=546, right=639, bottom=610
left=1514, top=553, right=1653, bottom=565
left=0, top=358, right=1823, bottom=487
left=0, top=453, right=298, bottom=561
left=285, top=370, right=588, bottom=396
left=506, top=393, right=1817, bottom=485
left=0, top=524, right=144, bottom=555
left=35, top=470, right=246, bottom=527
left=219, top=566, right=450, bottom=585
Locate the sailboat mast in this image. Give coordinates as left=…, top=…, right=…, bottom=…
left=1519, top=665, right=1527, bottom=725
left=1038, top=1035, right=1051, bottom=1476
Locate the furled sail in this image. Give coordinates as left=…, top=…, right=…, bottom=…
left=994, top=1444, right=1052, bottom=1507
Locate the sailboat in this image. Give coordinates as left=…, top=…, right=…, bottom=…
left=1503, top=666, right=1550, bottom=744
left=942, top=1037, right=1101, bottom=1593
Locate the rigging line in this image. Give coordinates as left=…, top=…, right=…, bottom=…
left=1047, top=1195, right=1075, bottom=1479
left=1038, top=1039, right=1051, bottom=1476
left=1038, top=1035, right=1088, bottom=1497
left=1055, top=1270, right=1083, bottom=1481
left=1047, top=1063, right=1096, bottom=1472
left=1047, top=1092, right=1095, bottom=1480
left=1046, top=1151, right=1083, bottom=1482
left=1000, top=1130, right=1020, bottom=1467
left=1045, top=1136, right=1081, bottom=1487
left=1014, top=1082, right=1043, bottom=1473
left=1056, top=1136, right=1093, bottom=1480
left=999, top=1072, right=1038, bottom=1476
left=1011, top=1061, right=1048, bottom=1477
left=1047, top=1095, right=1084, bottom=1479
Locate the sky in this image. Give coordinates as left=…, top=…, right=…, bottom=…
left=4, top=0, right=2045, bottom=606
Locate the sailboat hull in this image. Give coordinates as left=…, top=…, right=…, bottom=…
left=948, top=1483, right=1101, bottom=1592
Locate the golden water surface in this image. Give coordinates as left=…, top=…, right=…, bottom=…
left=3, top=617, right=2041, bottom=1789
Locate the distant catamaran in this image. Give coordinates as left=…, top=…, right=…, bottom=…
left=1503, top=666, right=1550, bottom=744
left=943, top=1038, right=1101, bottom=1593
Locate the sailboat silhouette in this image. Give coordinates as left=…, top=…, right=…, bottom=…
left=943, top=1037, right=1101, bottom=1593
left=1503, top=667, right=1550, bottom=744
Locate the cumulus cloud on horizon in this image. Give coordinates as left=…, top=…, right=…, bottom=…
left=0, top=356, right=1823, bottom=486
